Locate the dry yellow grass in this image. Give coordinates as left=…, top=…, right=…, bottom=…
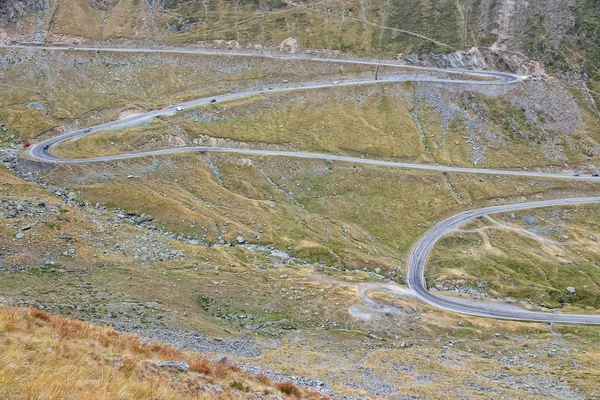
left=0, top=306, right=327, bottom=400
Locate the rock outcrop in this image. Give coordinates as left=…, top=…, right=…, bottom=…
left=0, top=0, right=46, bottom=27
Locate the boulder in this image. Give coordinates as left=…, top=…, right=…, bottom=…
left=522, top=215, right=539, bottom=225
left=136, top=214, right=154, bottom=224
left=156, top=360, right=190, bottom=372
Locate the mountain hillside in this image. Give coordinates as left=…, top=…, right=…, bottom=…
left=2, top=0, right=599, bottom=87
left=2, top=2, right=600, bottom=399
left=0, top=306, right=320, bottom=399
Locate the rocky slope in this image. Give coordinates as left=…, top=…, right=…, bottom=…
left=0, top=0, right=46, bottom=27
left=1, top=0, right=598, bottom=106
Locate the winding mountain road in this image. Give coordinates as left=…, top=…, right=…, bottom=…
left=407, top=198, right=600, bottom=325
left=17, top=43, right=600, bottom=324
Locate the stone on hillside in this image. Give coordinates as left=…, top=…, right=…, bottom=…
left=566, top=287, right=576, bottom=294
left=522, top=215, right=539, bottom=225
left=26, top=102, right=46, bottom=111
left=236, top=235, right=245, bottom=244
left=156, top=360, right=190, bottom=372
left=136, top=214, right=154, bottom=224
left=15, top=232, right=24, bottom=239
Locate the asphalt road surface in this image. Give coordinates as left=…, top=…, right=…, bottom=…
left=19, top=43, right=600, bottom=324
left=406, top=198, right=600, bottom=325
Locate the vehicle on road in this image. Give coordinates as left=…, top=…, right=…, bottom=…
left=593, top=173, right=599, bottom=177
left=210, top=99, right=217, bottom=103
left=157, top=107, right=163, bottom=110
left=68, top=46, right=74, bottom=50
left=23, top=142, right=31, bottom=148
left=43, top=145, right=50, bottom=150
left=573, top=173, right=580, bottom=177
left=176, top=107, right=182, bottom=111
left=84, top=128, right=92, bottom=133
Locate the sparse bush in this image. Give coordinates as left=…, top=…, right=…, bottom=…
left=257, top=373, right=271, bottom=385
left=56, top=319, right=87, bottom=339
left=190, top=360, right=213, bottom=375
left=30, top=309, right=52, bottom=322
left=229, top=380, right=251, bottom=392
left=214, top=360, right=241, bottom=378
left=275, top=381, right=302, bottom=398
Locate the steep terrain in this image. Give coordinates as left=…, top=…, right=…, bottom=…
left=2, top=0, right=600, bottom=105
left=0, top=306, right=320, bottom=399
left=1, top=1, right=600, bottom=398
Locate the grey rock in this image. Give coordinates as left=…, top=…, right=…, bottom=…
left=25, top=102, right=46, bottom=111
left=156, top=360, right=190, bottom=372
left=522, top=215, right=539, bottom=225
left=21, top=224, right=32, bottom=231
left=566, top=287, right=576, bottom=294
left=15, top=232, right=24, bottom=239
left=136, top=214, right=154, bottom=224
left=236, top=235, right=245, bottom=244
left=59, top=232, right=72, bottom=240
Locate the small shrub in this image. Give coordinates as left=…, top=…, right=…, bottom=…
left=30, top=309, right=52, bottom=322
left=214, top=360, right=241, bottom=378
left=275, top=381, right=302, bottom=398
left=56, top=319, right=86, bottom=339
left=229, top=380, right=250, bottom=392
left=190, top=360, right=213, bottom=375
left=257, top=373, right=271, bottom=385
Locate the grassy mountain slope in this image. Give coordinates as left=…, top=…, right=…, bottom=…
left=0, top=306, right=318, bottom=399
left=2, top=0, right=600, bottom=106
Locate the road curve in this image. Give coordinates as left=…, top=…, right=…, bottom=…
left=20, top=44, right=600, bottom=324
left=407, top=198, right=600, bottom=325
left=2, top=42, right=523, bottom=82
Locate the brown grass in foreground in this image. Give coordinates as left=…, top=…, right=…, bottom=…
left=275, top=382, right=303, bottom=398
left=0, top=306, right=328, bottom=399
